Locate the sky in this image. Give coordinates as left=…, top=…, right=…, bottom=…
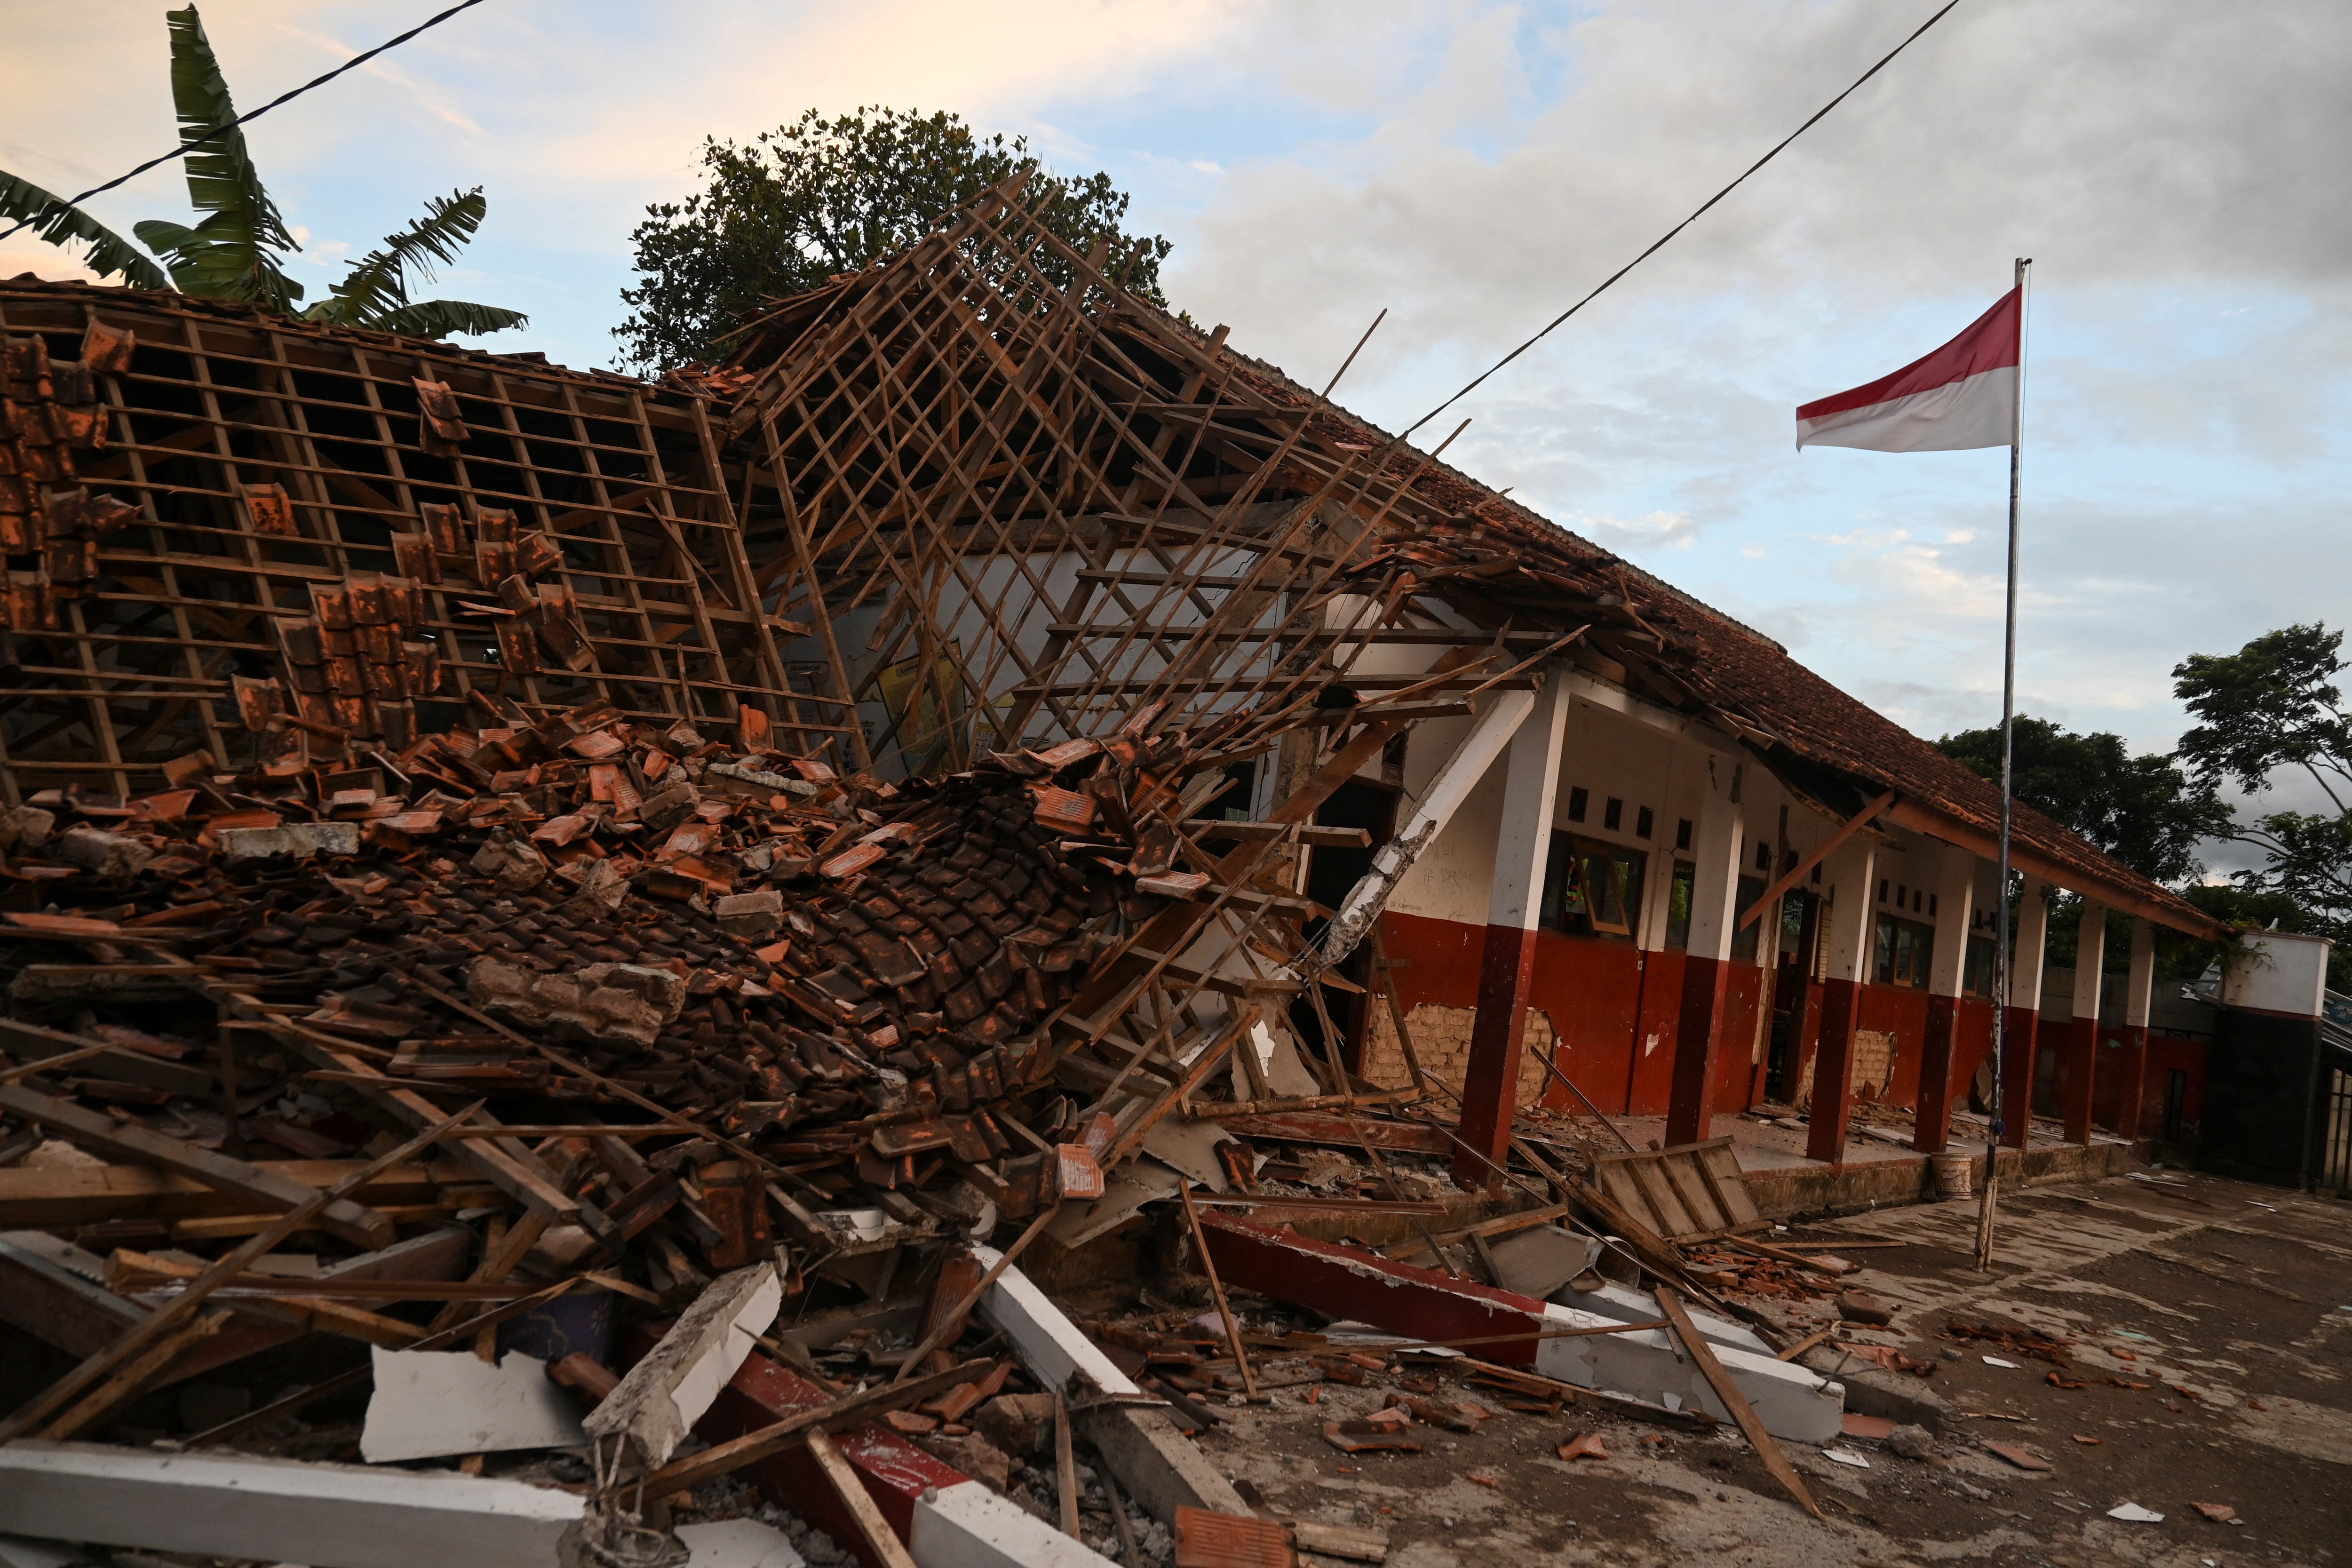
left=4, top=0, right=2347, bottom=869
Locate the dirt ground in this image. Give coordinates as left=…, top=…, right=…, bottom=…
left=1187, top=1170, right=2352, bottom=1568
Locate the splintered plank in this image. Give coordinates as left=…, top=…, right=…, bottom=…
left=0, top=1083, right=392, bottom=1249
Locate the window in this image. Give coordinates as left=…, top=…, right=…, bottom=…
left=1756, top=841, right=1773, bottom=871
left=1963, top=934, right=1997, bottom=998
left=1664, top=861, right=1695, bottom=950
left=1878, top=877, right=1890, bottom=903
left=1676, top=818, right=1693, bottom=851
left=1567, top=787, right=1589, bottom=823
left=1873, top=913, right=1935, bottom=989
left=1636, top=806, right=1654, bottom=840
left=1604, top=796, right=1623, bottom=831
left=1929, top=893, right=1939, bottom=918
left=1540, top=832, right=1647, bottom=940
left=1730, top=875, right=1767, bottom=962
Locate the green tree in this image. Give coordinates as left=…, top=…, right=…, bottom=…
left=615, top=107, right=1172, bottom=376
left=0, top=7, right=524, bottom=340
left=1933, top=716, right=2230, bottom=887
left=2174, top=622, right=2352, bottom=984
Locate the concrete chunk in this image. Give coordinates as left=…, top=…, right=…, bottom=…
left=51, top=826, right=154, bottom=879
left=217, top=821, right=360, bottom=862
left=361, top=1347, right=587, bottom=1462
left=676, top=1518, right=806, bottom=1568
left=0, top=1441, right=582, bottom=1568
left=585, top=1262, right=780, bottom=1468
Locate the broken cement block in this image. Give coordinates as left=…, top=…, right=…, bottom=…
left=676, top=1518, right=807, bottom=1568
left=0, top=806, right=54, bottom=853
left=468, top=832, right=549, bottom=892
left=1484, top=1225, right=1600, bottom=1299
left=910, top=1480, right=1120, bottom=1568
left=713, top=888, right=783, bottom=940
left=216, top=821, right=360, bottom=862
left=1533, top=1302, right=1844, bottom=1446
left=467, top=957, right=687, bottom=1050
left=974, top=1393, right=1056, bottom=1456
left=926, top=1430, right=1013, bottom=1491
left=0, top=1441, right=583, bottom=1568
left=50, top=826, right=153, bottom=879
left=584, top=1262, right=780, bottom=1469
left=1549, top=1277, right=1770, bottom=1356
left=360, top=1347, right=588, bottom=1463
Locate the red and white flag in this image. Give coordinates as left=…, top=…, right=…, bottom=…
left=1796, top=287, right=2020, bottom=452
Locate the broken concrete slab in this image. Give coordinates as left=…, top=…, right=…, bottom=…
left=585, top=1261, right=779, bottom=1468
left=676, top=1518, right=807, bottom=1568
left=1548, top=1277, right=1772, bottom=1356
left=215, top=822, right=360, bottom=862
left=1201, top=1213, right=1843, bottom=1445
left=911, top=1480, right=1118, bottom=1568
left=967, top=1243, right=1252, bottom=1527
left=1483, top=1224, right=1599, bottom=1298
left=360, top=1346, right=588, bottom=1462
left=0, top=1441, right=583, bottom=1568
left=1799, top=1343, right=1951, bottom=1434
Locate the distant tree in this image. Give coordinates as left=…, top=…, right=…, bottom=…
left=614, top=106, right=1172, bottom=376
left=0, top=7, right=524, bottom=339
left=1933, top=716, right=2230, bottom=887
left=2174, top=622, right=2352, bottom=985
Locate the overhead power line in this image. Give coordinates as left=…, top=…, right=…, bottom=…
left=1401, top=0, right=1968, bottom=438
left=0, top=0, right=492, bottom=248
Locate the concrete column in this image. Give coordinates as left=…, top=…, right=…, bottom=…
left=1913, top=842, right=1979, bottom=1154
left=1804, top=836, right=1878, bottom=1165
left=1663, top=764, right=1746, bottom=1147
left=1455, top=677, right=1572, bottom=1187
left=2001, top=876, right=2051, bottom=1150
left=2062, top=899, right=2108, bottom=1145
left=2113, top=917, right=2155, bottom=1140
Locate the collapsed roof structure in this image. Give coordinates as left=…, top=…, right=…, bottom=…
left=0, top=180, right=2257, bottom=1564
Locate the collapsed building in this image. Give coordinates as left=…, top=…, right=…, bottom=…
left=0, top=181, right=2335, bottom=1565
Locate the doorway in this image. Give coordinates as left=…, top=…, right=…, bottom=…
left=1291, top=778, right=1397, bottom=1078
left=1765, top=891, right=1821, bottom=1102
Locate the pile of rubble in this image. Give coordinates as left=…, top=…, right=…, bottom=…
left=0, top=698, right=1868, bottom=1568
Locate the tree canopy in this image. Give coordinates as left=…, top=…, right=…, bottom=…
left=2173, top=622, right=2352, bottom=981
left=1933, top=715, right=2229, bottom=888
left=614, top=107, right=1173, bottom=376
left=0, top=7, right=524, bottom=340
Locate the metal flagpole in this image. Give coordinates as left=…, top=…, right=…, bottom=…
left=1975, top=255, right=2031, bottom=1274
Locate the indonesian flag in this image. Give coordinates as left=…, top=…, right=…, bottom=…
left=1796, top=287, right=2020, bottom=452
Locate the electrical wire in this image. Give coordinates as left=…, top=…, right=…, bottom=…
left=1400, top=0, right=1967, bottom=438
left=0, top=0, right=493, bottom=248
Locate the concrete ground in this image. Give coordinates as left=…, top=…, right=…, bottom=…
left=1192, top=1168, right=2352, bottom=1568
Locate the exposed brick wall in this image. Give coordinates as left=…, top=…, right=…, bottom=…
left=1363, top=1001, right=1552, bottom=1108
